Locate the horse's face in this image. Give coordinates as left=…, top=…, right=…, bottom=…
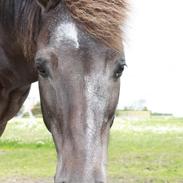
left=35, top=2, right=125, bottom=183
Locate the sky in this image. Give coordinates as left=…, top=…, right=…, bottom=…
left=29, top=0, right=183, bottom=117
left=118, top=0, right=183, bottom=116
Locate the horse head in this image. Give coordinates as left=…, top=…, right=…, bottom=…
left=35, top=0, right=127, bottom=182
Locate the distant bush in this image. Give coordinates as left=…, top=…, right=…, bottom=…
left=32, top=103, right=42, bottom=117
left=115, top=110, right=123, bottom=117
left=151, top=112, right=173, bottom=116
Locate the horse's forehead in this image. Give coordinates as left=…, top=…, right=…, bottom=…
left=52, top=21, right=79, bottom=49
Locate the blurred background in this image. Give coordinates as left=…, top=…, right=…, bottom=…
left=120, top=0, right=183, bottom=117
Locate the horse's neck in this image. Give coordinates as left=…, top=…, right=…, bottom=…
left=0, top=56, right=37, bottom=91
left=0, top=28, right=38, bottom=89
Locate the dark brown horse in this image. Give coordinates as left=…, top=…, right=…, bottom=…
left=0, top=0, right=127, bottom=182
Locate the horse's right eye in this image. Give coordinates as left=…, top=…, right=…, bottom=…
left=37, top=64, right=48, bottom=78
left=35, top=58, right=49, bottom=78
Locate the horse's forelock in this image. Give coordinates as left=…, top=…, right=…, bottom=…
left=65, top=0, right=128, bottom=52
left=22, top=0, right=128, bottom=57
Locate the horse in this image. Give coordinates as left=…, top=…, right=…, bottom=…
left=0, top=0, right=127, bottom=182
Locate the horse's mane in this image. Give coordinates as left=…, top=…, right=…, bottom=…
left=0, top=0, right=127, bottom=59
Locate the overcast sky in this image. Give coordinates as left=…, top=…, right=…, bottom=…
left=118, top=0, right=183, bottom=116
left=29, top=0, right=183, bottom=117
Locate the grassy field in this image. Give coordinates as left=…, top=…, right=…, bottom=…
left=1, top=117, right=183, bottom=183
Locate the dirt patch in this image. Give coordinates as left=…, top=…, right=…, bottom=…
left=0, top=177, right=53, bottom=183
left=0, top=150, right=7, bottom=155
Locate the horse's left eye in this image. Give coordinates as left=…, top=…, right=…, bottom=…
left=114, top=61, right=126, bottom=79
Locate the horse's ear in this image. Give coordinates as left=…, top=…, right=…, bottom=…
left=36, top=0, right=49, bottom=9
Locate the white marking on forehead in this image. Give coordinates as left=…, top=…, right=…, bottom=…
left=54, top=22, right=79, bottom=48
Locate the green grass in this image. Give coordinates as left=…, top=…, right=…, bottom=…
left=1, top=117, right=183, bottom=182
